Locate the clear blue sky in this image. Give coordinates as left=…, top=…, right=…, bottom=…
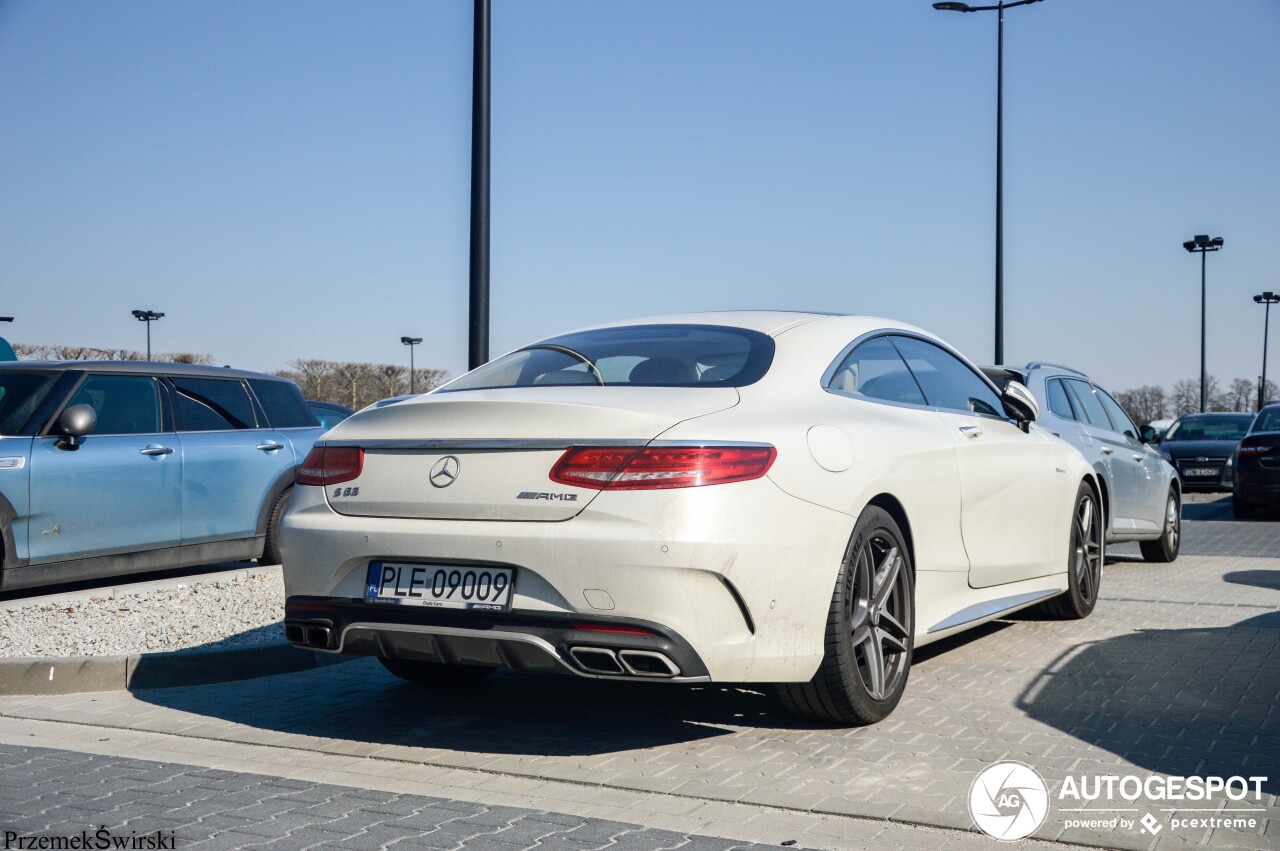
left=1, top=0, right=1277, bottom=393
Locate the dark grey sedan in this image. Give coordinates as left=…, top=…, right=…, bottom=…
left=1157, top=412, right=1255, bottom=493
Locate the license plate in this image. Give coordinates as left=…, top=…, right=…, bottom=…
left=1183, top=467, right=1219, bottom=477
left=365, top=562, right=513, bottom=611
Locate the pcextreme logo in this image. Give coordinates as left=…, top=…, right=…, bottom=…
left=968, top=761, right=1050, bottom=841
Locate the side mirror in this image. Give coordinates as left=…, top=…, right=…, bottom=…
left=57, top=404, right=97, bottom=449
left=1141, top=427, right=1160, bottom=445
left=1001, top=380, right=1039, bottom=432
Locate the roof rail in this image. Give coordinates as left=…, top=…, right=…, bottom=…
left=1025, top=361, right=1087, bottom=377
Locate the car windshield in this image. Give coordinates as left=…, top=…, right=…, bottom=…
left=1251, top=407, right=1280, bottom=433
left=0, top=370, right=58, bottom=435
left=1164, top=414, right=1253, bottom=441
left=440, top=324, right=775, bottom=391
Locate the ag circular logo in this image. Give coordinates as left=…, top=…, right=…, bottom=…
left=968, top=761, right=1049, bottom=841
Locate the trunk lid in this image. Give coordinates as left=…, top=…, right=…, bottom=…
left=320, top=387, right=738, bottom=521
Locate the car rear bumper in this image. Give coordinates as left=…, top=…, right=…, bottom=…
left=284, top=597, right=710, bottom=681
left=279, top=477, right=855, bottom=683
left=1233, top=479, right=1280, bottom=504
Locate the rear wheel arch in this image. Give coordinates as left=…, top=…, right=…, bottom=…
left=1092, top=468, right=1111, bottom=528
left=865, top=493, right=915, bottom=574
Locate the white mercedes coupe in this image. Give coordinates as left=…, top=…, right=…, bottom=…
left=280, top=313, right=1101, bottom=725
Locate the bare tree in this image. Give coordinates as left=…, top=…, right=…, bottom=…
left=1226, top=378, right=1256, bottom=413
left=1114, top=385, right=1168, bottom=426
left=411, top=368, right=449, bottom=394
left=1170, top=380, right=1200, bottom=418
left=377, top=364, right=408, bottom=399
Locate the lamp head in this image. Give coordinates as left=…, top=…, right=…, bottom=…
left=933, top=1, right=973, bottom=9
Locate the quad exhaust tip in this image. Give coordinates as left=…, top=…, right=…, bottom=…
left=569, top=646, right=680, bottom=678
left=286, top=622, right=333, bottom=649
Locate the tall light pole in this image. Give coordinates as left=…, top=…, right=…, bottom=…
left=131, top=310, right=164, bottom=360
left=933, top=0, right=1044, bottom=366
left=1254, top=292, right=1279, bottom=411
left=401, top=336, right=423, bottom=394
left=468, top=0, right=491, bottom=370
left=1182, top=235, right=1224, bottom=412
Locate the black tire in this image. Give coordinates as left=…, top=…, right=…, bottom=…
left=379, top=657, right=496, bottom=687
left=1040, top=481, right=1103, bottom=620
left=260, top=487, right=292, bottom=566
left=1139, top=488, right=1180, bottom=563
left=1233, top=495, right=1255, bottom=519
left=777, top=506, right=915, bottom=726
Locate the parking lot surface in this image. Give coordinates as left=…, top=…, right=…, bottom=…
left=0, top=505, right=1276, bottom=850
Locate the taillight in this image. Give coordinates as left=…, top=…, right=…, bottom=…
left=550, top=445, right=776, bottom=490
left=1238, top=444, right=1272, bottom=456
left=297, top=446, right=364, bottom=486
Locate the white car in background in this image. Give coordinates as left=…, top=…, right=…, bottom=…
left=281, top=313, right=1099, bottom=725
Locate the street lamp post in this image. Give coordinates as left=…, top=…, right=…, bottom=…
left=468, top=0, right=491, bottom=370
left=401, top=336, right=423, bottom=394
left=1254, top=292, right=1280, bottom=410
left=1182, top=235, right=1224, bottom=413
left=933, top=0, right=1045, bottom=366
left=131, top=310, right=164, bottom=360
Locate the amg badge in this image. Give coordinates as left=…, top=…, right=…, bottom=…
left=517, top=491, right=578, bottom=501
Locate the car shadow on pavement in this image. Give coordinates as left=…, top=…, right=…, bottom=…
left=1224, top=569, right=1280, bottom=591
left=1015, top=611, right=1280, bottom=794
left=134, top=652, right=808, bottom=755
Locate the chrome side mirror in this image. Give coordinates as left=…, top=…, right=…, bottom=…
left=57, top=404, right=97, bottom=450
left=1001, top=381, right=1039, bottom=432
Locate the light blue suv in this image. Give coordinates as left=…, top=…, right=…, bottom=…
left=0, top=361, right=325, bottom=590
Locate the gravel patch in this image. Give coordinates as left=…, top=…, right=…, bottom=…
left=0, top=572, right=285, bottom=658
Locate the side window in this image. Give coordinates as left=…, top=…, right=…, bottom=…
left=249, top=379, right=319, bottom=429
left=172, top=377, right=257, bottom=432
left=826, top=336, right=926, bottom=406
left=1046, top=379, right=1078, bottom=420
left=1097, top=387, right=1139, bottom=440
left=1064, top=379, right=1110, bottom=429
left=66, top=375, right=162, bottom=435
left=890, top=336, right=1004, bottom=417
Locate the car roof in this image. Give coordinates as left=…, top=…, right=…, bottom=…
left=1, top=360, right=288, bottom=382
left=1174, top=411, right=1254, bottom=419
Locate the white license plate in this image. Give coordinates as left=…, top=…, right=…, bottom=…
left=365, top=562, right=513, bottom=611
left=1183, top=467, right=1219, bottom=477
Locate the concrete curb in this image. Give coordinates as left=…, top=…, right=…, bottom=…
left=0, top=641, right=350, bottom=696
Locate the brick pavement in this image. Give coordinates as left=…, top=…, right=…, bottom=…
left=0, top=529, right=1276, bottom=849
left=0, top=744, right=801, bottom=851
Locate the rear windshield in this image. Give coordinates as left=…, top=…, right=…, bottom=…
left=1165, top=415, right=1253, bottom=441
left=440, top=324, right=775, bottom=392
left=0, top=370, right=58, bottom=435
left=1251, top=408, right=1280, bottom=434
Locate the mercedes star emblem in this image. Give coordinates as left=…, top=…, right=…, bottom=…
left=429, top=456, right=461, bottom=488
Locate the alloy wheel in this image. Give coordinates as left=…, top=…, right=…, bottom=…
left=850, top=533, right=913, bottom=701
left=1166, top=495, right=1180, bottom=551
left=1074, top=493, right=1103, bottom=605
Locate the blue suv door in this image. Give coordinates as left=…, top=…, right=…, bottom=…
left=27, top=373, right=182, bottom=563
left=168, top=375, right=294, bottom=546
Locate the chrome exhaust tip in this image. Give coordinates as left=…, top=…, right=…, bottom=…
left=304, top=625, right=332, bottom=649
left=617, top=649, right=681, bottom=678
left=569, top=646, right=625, bottom=676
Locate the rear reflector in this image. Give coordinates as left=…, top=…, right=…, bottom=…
left=297, top=446, right=364, bottom=486
left=570, top=621, right=657, bottom=637
left=550, top=445, right=776, bottom=490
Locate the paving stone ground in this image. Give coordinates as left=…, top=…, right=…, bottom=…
left=0, top=501, right=1276, bottom=850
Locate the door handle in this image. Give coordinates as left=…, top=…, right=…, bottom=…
left=140, top=446, right=173, bottom=456
left=1132, top=454, right=1145, bottom=462
left=959, top=425, right=983, bottom=439
left=1100, top=447, right=1114, bottom=455
left=256, top=443, right=286, bottom=452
